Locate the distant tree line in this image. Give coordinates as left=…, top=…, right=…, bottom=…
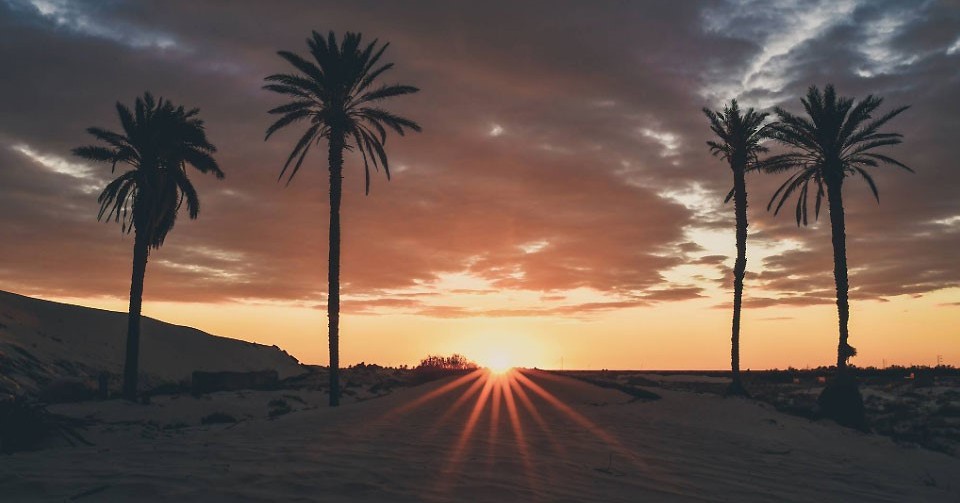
left=416, top=354, right=479, bottom=370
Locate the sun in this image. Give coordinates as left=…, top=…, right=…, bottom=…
left=485, top=353, right=513, bottom=374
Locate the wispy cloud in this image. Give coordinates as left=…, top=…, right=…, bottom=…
left=7, top=0, right=180, bottom=50
left=10, top=143, right=102, bottom=194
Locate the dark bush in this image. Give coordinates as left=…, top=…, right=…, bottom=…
left=38, top=378, right=95, bottom=404
left=0, top=398, right=90, bottom=453
left=200, top=412, right=237, bottom=425
left=0, top=399, right=47, bottom=453
left=416, top=354, right=478, bottom=370
left=268, top=399, right=292, bottom=418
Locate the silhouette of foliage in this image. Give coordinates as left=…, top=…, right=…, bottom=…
left=703, top=99, right=769, bottom=397
left=74, top=93, right=223, bottom=245
left=762, top=84, right=911, bottom=428
left=411, top=354, right=478, bottom=385
left=73, top=92, right=222, bottom=400
left=263, top=31, right=421, bottom=407
left=416, top=354, right=479, bottom=370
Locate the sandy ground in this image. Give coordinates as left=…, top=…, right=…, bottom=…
left=0, top=290, right=305, bottom=396
left=2, top=369, right=958, bottom=502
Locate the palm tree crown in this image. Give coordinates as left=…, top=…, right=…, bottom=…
left=73, top=92, right=223, bottom=246
left=263, top=30, right=421, bottom=191
left=704, top=100, right=769, bottom=169
left=763, top=84, right=912, bottom=225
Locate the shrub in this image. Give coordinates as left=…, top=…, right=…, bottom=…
left=416, top=354, right=478, bottom=370
left=411, top=354, right=479, bottom=385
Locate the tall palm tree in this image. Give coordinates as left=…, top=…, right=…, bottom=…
left=764, top=84, right=911, bottom=428
left=703, top=99, right=769, bottom=397
left=263, top=31, right=421, bottom=406
left=74, top=93, right=223, bottom=400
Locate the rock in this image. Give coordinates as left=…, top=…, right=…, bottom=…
left=191, top=370, right=279, bottom=394
left=38, top=378, right=95, bottom=404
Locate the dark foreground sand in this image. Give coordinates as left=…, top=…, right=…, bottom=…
left=2, top=369, right=958, bottom=502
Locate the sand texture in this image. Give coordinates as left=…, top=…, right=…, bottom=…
left=2, top=369, right=958, bottom=502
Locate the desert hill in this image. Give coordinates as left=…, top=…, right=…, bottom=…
left=0, top=290, right=305, bottom=397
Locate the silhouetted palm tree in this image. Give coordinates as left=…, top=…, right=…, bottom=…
left=74, top=93, right=223, bottom=400
left=764, top=85, right=911, bottom=428
left=263, top=31, right=421, bottom=406
left=704, top=99, right=769, bottom=397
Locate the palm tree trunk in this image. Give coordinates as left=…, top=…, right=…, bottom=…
left=122, top=231, right=149, bottom=401
left=818, top=174, right=866, bottom=430
left=825, top=175, right=851, bottom=375
left=729, top=167, right=748, bottom=396
left=327, top=130, right=345, bottom=407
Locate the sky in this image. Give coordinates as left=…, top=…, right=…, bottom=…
left=1, top=0, right=958, bottom=370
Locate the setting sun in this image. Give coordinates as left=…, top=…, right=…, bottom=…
left=485, top=353, right=514, bottom=374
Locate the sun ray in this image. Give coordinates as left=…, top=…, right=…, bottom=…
left=381, top=366, right=674, bottom=498
left=427, top=370, right=490, bottom=436
left=501, top=373, right=539, bottom=494
left=506, top=371, right=569, bottom=459
left=445, top=373, right=495, bottom=474
left=384, top=369, right=483, bottom=419
left=487, top=375, right=504, bottom=466
left=513, top=370, right=619, bottom=445
left=513, top=369, right=657, bottom=474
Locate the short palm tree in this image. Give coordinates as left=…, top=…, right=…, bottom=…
left=74, top=93, right=223, bottom=400
left=764, top=84, right=911, bottom=428
left=263, top=31, right=421, bottom=406
left=704, top=99, right=769, bottom=397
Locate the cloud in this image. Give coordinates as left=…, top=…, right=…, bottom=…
left=5, top=0, right=180, bottom=50
left=0, top=0, right=957, bottom=318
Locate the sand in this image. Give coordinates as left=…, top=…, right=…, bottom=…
left=0, top=290, right=305, bottom=396
left=2, top=368, right=958, bottom=502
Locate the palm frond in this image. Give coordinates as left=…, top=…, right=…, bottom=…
left=77, top=92, right=222, bottom=242
left=358, top=84, right=419, bottom=104
left=265, top=109, right=313, bottom=140
left=762, top=84, right=911, bottom=226
left=264, top=31, right=421, bottom=192
left=72, top=145, right=116, bottom=163
left=863, top=152, right=914, bottom=172
left=853, top=167, right=880, bottom=203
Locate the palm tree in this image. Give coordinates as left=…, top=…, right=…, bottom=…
left=763, top=84, right=911, bottom=428
left=703, top=99, right=769, bottom=397
left=263, top=31, right=421, bottom=406
left=74, top=93, right=223, bottom=400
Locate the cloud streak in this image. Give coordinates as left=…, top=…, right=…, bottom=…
left=0, top=0, right=957, bottom=319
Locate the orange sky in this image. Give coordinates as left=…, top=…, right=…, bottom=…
left=38, top=286, right=960, bottom=370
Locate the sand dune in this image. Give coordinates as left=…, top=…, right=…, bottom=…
left=0, top=290, right=305, bottom=396
left=2, top=369, right=957, bottom=502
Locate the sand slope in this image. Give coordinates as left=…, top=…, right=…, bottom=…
left=1, top=369, right=957, bottom=502
left=0, top=290, right=305, bottom=396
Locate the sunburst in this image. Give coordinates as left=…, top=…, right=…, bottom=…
left=382, top=367, right=664, bottom=496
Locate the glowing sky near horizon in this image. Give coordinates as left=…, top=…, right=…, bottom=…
left=0, top=0, right=958, bottom=369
